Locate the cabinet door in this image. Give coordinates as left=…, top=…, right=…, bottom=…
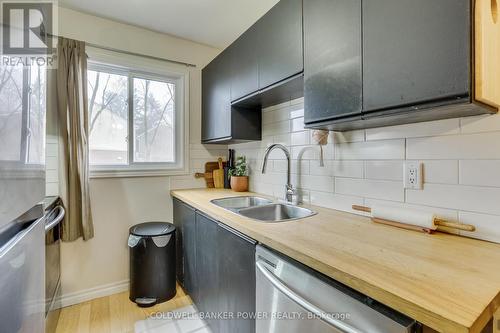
left=195, top=212, right=220, bottom=332
left=202, top=50, right=232, bottom=142
left=258, top=0, right=303, bottom=89
left=303, top=0, right=362, bottom=124
left=363, top=0, right=470, bottom=111
left=181, top=202, right=197, bottom=301
left=172, top=198, right=194, bottom=285
left=217, top=223, right=256, bottom=333
left=230, top=24, right=259, bottom=101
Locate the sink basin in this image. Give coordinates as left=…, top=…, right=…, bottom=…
left=238, top=203, right=316, bottom=222
left=211, top=196, right=273, bottom=211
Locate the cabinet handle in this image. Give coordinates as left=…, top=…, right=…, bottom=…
left=217, top=222, right=257, bottom=245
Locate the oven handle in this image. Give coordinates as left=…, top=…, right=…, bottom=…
left=45, top=205, right=65, bottom=232
left=256, top=261, right=365, bottom=333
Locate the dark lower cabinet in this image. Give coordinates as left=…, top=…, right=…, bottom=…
left=217, top=223, right=256, bottom=333
left=172, top=198, right=196, bottom=291
left=173, top=199, right=256, bottom=332
left=195, top=212, right=220, bottom=331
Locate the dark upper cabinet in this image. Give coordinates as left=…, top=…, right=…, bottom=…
left=362, top=0, right=469, bottom=112
left=230, top=24, right=259, bottom=101
left=303, top=0, right=362, bottom=124
left=202, top=48, right=261, bottom=144
left=195, top=212, right=220, bottom=332
left=202, top=50, right=232, bottom=142
left=257, top=0, right=303, bottom=89
left=217, top=224, right=256, bottom=333
left=304, top=0, right=495, bottom=130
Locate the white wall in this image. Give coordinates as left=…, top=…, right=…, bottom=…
left=52, top=7, right=227, bottom=306
left=230, top=98, right=500, bottom=244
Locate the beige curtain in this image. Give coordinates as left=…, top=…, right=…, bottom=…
left=56, top=37, right=94, bottom=241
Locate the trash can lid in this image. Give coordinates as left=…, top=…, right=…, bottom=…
left=129, top=222, right=175, bottom=237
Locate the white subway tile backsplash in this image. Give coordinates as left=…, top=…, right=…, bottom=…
left=335, top=139, right=405, bottom=160
left=364, top=161, right=403, bottom=181
left=459, top=160, right=500, bottom=187
left=422, top=160, right=459, bottom=184
left=290, top=117, right=305, bottom=132
left=229, top=100, right=500, bottom=243
left=335, top=178, right=404, bottom=202
left=46, top=143, right=58, bottom=157
left=263, top=120, right=290, bottom=136
left=460, top=114, right=500, bottom=134
left=309, top=160, right=364, bottom=178
left=291, top=131, right=310, bottom=146
left=274, top=160, right=310, bottom=175
left=310, top=191, right=365, bottom=214
left=407, top=132, right=500, bottom=159
left=291, top=144, right=334, bottom=160
left=459, top=211, right=500, bottom=243
left=298, top=175, right=334, bottom=192
left=289, top=104, right=304, bottom=119
left=366, top=118, right=460, bottom=141
left=407, top=184, right=500, bottom=216
left=331, top=130, right=365, bottom=143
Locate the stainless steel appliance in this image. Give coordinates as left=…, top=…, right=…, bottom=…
left=256, top=245, right=416, bottom=333
left=0, top=64, right=47, bottom=332
left=44, top=200, right=64, bottom=333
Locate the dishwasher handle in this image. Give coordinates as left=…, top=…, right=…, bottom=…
left=256, top=261, right=365, bottom=333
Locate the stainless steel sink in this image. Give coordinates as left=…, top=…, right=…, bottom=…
left=238, top=203, right=316, bottom=222
left=210, top=196, right=273, bottom=212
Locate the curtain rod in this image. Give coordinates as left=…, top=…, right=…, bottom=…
left=47, top=33, right=197, bottom=68
left=86, top=42, right=197, bottom=68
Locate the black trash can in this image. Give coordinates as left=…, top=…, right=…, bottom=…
left=128, top=222, right=176, bottom=307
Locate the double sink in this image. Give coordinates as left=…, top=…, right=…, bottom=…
left=211, top=196, right=316, bottom=222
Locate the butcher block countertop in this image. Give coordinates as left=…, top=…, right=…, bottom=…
left=171, top=188, right=500, bottom=333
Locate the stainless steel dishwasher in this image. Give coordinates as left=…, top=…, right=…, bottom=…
left=256, top=245, right=416, bottom=333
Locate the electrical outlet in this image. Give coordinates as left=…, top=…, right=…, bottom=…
left=404, top=162, right=423, bottom=190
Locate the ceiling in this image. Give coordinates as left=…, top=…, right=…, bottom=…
left=59, top=0, right=279, bottom=49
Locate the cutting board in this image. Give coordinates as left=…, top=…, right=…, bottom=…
left=195, top=160, right=227, bottom=188
left=213, top=158, right=225, bottom=188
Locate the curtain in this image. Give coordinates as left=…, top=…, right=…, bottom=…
left=56, top=37, right=94, bottom=241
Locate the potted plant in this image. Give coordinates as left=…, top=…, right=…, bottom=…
left=228, top=156, right=248, bottom=192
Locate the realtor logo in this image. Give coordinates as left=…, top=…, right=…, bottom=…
left=1, top=0, right=57, bottom=67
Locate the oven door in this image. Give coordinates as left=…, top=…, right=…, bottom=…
left=45, top=205, right=64, bottom=333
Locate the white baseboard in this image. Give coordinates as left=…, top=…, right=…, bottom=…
left=55, top=279, right=130, bottom=309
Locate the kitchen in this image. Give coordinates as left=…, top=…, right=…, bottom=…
left=1, top=0, right=500, bottom=333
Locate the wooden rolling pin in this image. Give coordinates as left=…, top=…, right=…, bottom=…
left=352, top=205, right=476, bottom=234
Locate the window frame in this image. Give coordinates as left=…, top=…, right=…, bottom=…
left=86, top=47, right=190, bottom=178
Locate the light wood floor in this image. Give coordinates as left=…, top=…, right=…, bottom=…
left=56, top=285, right=192, bottom=333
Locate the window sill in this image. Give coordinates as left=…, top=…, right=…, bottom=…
left=90, top=168, right=189, bottom=179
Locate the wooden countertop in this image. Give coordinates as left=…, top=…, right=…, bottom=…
left=171, top=188, right=500, bottom=333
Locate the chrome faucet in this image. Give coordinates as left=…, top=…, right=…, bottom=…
left=261, top=144, right=297, bottom=204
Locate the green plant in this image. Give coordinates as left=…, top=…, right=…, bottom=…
left=228, top=155, right=247, bottom=177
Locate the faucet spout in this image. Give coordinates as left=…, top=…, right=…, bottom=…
left=261, top=144, right=295, bottom=203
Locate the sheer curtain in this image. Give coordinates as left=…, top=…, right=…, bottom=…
left=56, top=37, right=94, bottom=241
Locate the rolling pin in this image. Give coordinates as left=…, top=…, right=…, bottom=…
left=352, top=205, right=476, bottom=233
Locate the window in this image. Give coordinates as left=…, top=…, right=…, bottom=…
left=87, top=49, right=188, bottom=177
left=0, top=65, right=46, bottom=166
